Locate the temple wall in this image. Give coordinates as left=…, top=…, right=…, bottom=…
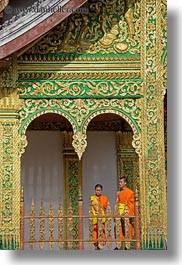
left=0, top=0, right=167, bottom=250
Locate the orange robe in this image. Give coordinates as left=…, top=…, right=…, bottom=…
left=90, top=195, right=108, bottom=247
left=117, top=188, right=134, bottom=240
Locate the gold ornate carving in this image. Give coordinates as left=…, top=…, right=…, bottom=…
left=29, top=200, right=35, bottom=250
left=17, top=0, right=141, bottom=63
left=66, top=200, right=73, bottom=250
left=116, top=131, right=133, bottom=149
left=132, top=132, right=141, bottom=157
left=124, top=204, right=130, bottom=249
left=0, top=0, right=9, bottom=13
left=63, top=131, right=74, bottom=151
left=0, top=120, right=21, bottom=249
left=115, top=204, right=122, bottom=249
left=97, top=203, right=104, bottom=249
left=116, top=131, right=139, bottom=195
left=124, top=0, right=136, bottom=37
left=63, top=131, right=82, bottom=249
left=18, top=135, right=28, bottom=157
left=58, top=200, right=64, bottom=249
left=99, top=0, right=137, bottom=53
left=138, top=0, right=167, bottom=248
left=39, top=199, right=45, bottom=250
left=48, top=200, right=54, bottom=250
left=0, top=56, right=17, bottom=89
left=18, top=71, right=141, bottom=81
left=0, top=57, right=21, bottom=115
left=72, top=132, right=87, bottom=160
left=0, top=87, right=22, bottom=112
left=88, top=204, right=94, bottom=249
left=105, top=202, right=112, bottom=249
left=18, top=80, right=142, bottom=98
left=18, top=98, right=141, bottom=159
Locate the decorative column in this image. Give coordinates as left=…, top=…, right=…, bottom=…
left=0, top=87, right=22, bottom=249
left=63, top=131, right=82, bottom=249
left=78, top=186, right=84, bottom=250
left=0, top=55, right=22, bottom=249
left=0, top=120, right=21, bottom=249
left=116, top=131, right=139, bottom=190
left=141, top=0, right=167, bottom=249
left=20, top=186, right=24, bottom=250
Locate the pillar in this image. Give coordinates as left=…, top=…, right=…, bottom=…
left=63, top=131, right=82, bottom=249
left=116, top=131, right=139, bottom=190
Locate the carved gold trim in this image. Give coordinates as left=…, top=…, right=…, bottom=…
left=17, top=62, right=140, bottom=71
left=156, top=0, right=167, bottom=241
left=18, top=80, right=143, bottom=99
left=18, top=71, right=141, bottom=80
left=0, top=87, right=23, bottom=111
left=0, top=55, right=18, bottom=89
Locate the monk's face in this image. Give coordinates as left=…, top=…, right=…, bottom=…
left=95, top=187, right=102, bottom=197
left=119, top=179, right=126, bottom=190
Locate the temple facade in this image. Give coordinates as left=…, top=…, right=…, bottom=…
left=0, top=0, right=167, bottom=250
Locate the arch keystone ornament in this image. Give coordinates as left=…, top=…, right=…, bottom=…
left=72, top=132, right=87, bottom=160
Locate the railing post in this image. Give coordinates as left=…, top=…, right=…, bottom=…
left=135, top=187, right=141, bottom=250
left=20, top=186, right=24, bottom=250
left=78, top=186, right=84, bottom=250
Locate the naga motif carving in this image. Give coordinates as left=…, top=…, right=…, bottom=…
left=20, top=0, right=140, bottom=60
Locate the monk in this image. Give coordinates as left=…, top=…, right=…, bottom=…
left=114, top=177, right=134, bottom=249
left=90, top=184, right=109, bottom=250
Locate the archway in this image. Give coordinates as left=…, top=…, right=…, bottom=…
left=18, top=98, right=141, bottom=249
left=82, top=113, right=139, bottom=249
left=21, top=113, right=75, bottom=250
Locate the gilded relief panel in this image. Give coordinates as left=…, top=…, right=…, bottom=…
left=17, top=0, right=142, bottom=99
left=139, top=0, right=167, bottom=249
left=0, top=121, right=21, bottom=249
left=18, top=0, right=141, bottom=63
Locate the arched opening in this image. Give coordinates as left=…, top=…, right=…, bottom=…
left=21, top=113, right=73, bottom=250
left=82, top=113, right=139, bottom=249
left=20, top=111, right=139, bottom=250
